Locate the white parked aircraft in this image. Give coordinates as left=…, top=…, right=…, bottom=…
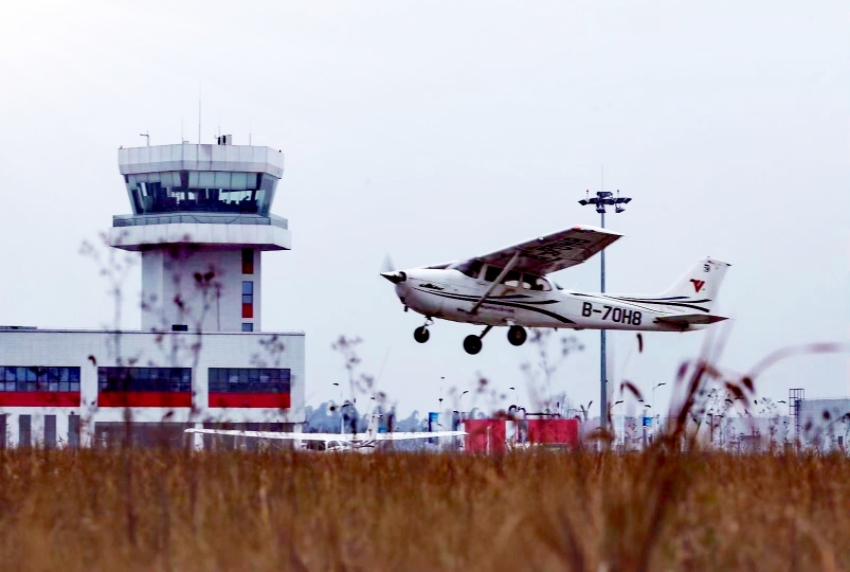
left=185, top=414, right=464, bottom=453
left=380, top=225, right=730, bottom=354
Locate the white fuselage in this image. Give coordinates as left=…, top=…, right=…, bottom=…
left=395, top=269, right=693, bottom=332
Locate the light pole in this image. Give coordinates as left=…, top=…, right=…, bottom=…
left=652, top=382, right=667, bottom=427
left=460, top=390, right=469, bottom=420
left=332, top=382, right=343, bottom=433
left=613, top=400, right=624, bottom=447
left=578, top=186, right=632, bottom=433
left=509, top=386, right=519, bottom=408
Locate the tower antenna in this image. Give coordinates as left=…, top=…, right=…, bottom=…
left=198, top=85, right=202, bottom=145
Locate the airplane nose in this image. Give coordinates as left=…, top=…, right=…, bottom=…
left=380, top=271, right=406, bottom=284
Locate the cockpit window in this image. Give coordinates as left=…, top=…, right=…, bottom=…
left=525, top=274, right=552, bottom=291
left=484, top=265, right=503, bottom=282
left=502, top=270, right=532, bottom=288
left=482, top=267, right=551, bottom=290
left=452, top=259, right=483, bottom=278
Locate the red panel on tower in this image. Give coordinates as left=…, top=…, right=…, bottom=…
left=209, top=393, right=291, bottom=409
left=242, top=303, right=253, bottom=319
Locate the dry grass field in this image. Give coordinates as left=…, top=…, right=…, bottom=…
left=0, top=447, right=847, bottom=571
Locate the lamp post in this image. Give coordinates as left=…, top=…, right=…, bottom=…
left=509, top=386, right=518, bottom=407
left=613, top=400, right=624, bottom=447
left=460, top=390, right=469, bottom=420
left=578, top=186, right=632, bottom=433
left=652, top=382, right=667, bottom=428
left=332, top=382, right=343, bottom=433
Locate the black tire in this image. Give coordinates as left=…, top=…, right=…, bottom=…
left=507, top=326, right=527, bottom=347
left=414, top=326, right=430, bottom=343
left=463, top=335, right=482, bottom=355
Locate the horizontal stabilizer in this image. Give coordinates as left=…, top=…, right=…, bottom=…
left=655, top=314, right=728, bottom=329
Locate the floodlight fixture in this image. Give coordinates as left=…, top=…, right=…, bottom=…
left=577, top=184, right=634, bottom=439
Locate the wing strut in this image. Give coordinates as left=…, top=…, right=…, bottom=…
left=468, top=252, right=520, bottom=315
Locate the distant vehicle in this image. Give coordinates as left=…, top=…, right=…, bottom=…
left=185, top=414, right=464, bottom=453
left=381, top=225, right=731, bottom=354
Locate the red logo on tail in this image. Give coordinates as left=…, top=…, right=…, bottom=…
left=690, top=279, right=706, bottom=293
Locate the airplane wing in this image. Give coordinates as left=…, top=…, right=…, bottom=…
left=373, top=431, right=466, bottom=441
left=459, top=225, right=623, bottom=276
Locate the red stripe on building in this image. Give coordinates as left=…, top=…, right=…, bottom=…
left=208, top=393, right=290, bottom=409
left=98, top=392, right=192, bottom=408
left=0, top=392, right=81, bottom=407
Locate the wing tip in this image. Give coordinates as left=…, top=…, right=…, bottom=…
left=572, top=223, right=624, bottom=236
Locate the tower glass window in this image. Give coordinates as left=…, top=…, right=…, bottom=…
left=125, top=171, right=279, bottom=216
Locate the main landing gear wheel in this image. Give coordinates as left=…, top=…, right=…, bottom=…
left=507, top=326, right=527, bottom=346
left=413, top=326, right=430, bottom=343
left=463, top=335, right=482, bottom=355
left=463, top=325, right=492, bottom=355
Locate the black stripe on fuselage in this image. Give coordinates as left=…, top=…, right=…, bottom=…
left=416, top=289, right=576, bottom=324
left=606, top=297, right=711, bottom=313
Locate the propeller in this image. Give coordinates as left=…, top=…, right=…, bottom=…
left=380, top=254, right=406, bottom=284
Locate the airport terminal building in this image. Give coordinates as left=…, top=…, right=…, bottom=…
left=0, top=140, right=306, bottom=448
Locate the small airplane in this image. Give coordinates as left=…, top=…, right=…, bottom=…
left=185, top=414, right=465, bottom=453
left=380, top=225, right=731, bottom=354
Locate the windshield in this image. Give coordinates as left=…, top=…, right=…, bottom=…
left=451, top=259, right=483, bottom=278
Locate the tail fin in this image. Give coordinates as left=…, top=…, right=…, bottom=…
left=365, top=413, right=382, bottom=438
left=655, top=257, right=731, bottom=313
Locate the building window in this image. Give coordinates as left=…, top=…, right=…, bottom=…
left=208, top=368, right=290, bottom=394
left=0, top=366, right=81, bottom=392
left=19, top=415, right=31, bottom=448
left=98, top=367, right=191, bottom=393
left=171, top=324, right=188, bottom=332
left=242, top=323, right=253, bottom=332
left=242, top=248, right=254, bottom=274
left=242, top=281, right=254, bottom=318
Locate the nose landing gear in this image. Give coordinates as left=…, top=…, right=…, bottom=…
left=413, top=325, right=430, bottom=343
left=413, top=318, right=434, bottom=343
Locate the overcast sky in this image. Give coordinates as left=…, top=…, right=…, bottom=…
left=1, top=1, right=847, bottom=417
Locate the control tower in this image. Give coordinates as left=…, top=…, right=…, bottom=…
left=108, top=138, right=289, bottom=333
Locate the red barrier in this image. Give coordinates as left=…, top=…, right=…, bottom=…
left=463, top=419, right=506, bottom=454
left=527, top=418, right=579, bottom=447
